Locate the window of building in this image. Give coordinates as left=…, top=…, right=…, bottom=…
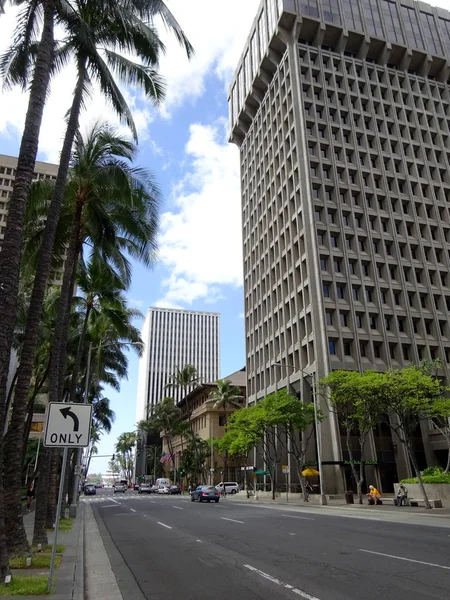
left=385, top=317, right=391, bottom=331
left=323, top=284, right=330, bottom=297
left=337, top=285, right=345, bottom=299
left=366, top=289, right=373, bottom=302
left=343, top=342, right=351, bottom=356
left=325, top=311, right=333, bottom=325
left=374, top=344, right=381, bottom=359
left=355, top=314, right=362, bottom=328
left=329, top=340, right=337, bottom=355
left=320, top=258, right=328, bottom=271
left=360, top=341, right=367, bottom=357
left=340, top=313, right=348, bottom=327
left=370, top=316, right=376, bottom=329
left=352, top=287, right=359, bottom=301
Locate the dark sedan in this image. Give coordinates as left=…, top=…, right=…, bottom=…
left=169, top=485, right=181, bottom=495
left=191, top=485, right=220, bottom=503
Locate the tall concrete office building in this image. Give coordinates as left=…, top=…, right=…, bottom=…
left=136, top=307, right=220, bottom=421
left=229, top=0, right=450, bottom=492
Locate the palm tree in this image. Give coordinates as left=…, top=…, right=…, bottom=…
left=165, top=365, right=200, bottom=420
left=115, top=432, right=138, bottom=485
left=208, top=380, right=243, bottom=482
left=2, top=0, right=191, bottom=554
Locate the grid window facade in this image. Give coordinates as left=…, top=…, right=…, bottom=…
left=230, top=0, right=450, bottom=406
left=136, top=308, right=220, bottom=422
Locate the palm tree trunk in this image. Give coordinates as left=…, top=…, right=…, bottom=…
left=48, top=61, right=87, bottom=408
left=32, top=447, right=50, bottom=546
left=4, top=61, right=87, bottom=553
left=3, top=370, right=18, bottom=435
left=68, top=305, right=92, bottom=403
left=0, top=0, right=55, bottom=398
left=0, top=364, right=10, bottom=577
left=46, top=451, right=59, bottom=528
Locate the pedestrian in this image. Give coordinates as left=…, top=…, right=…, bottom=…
left=396, top=483, right=408, bottom=507
left=304, top=480, right=313, bottom=502
left=367, top=484, right=382, bottom=505
left=26, top=482, right=34, bottom=511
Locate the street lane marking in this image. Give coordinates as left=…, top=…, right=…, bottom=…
left=157, top=522, right=172, bottom=530
left=172, top=506, right=183, bottom=510
left=281, top=514, right=314, bottom=521
left=244, top=565, right=320, bottom=600
left=221, top=517, right=244, bottom=524
left=150, top=501, right=156, bottom=504
left=130, top=508, right=136, bottom=513
left=289, top=533, right=295, bottom=536
left=359, top=549, right=450, bottom=571
left=102, top=504, right=118, bottom=508
left=110, top=499, right=121, bottom=505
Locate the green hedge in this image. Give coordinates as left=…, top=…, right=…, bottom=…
left=400, top=474, right=450, bottom=484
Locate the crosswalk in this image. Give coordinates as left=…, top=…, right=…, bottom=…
left=81, top=494, right=187, bottom=504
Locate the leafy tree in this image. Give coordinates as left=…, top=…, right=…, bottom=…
left=108, top=459, right=121, bottom=475
left=208, top=379, right=242, bottom=480
left=263, top=390, right=319, bottom=500
left=179, top=436, right=210, bottom=485
left=319, top=370, right=382, bottom=504
left=166, top=364, right=200, bottom=422
left=377, top=366, right=449, bottom=509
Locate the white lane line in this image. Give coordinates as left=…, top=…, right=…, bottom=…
left=172, top=506, right=183, bottom=510
left=359, top=549, right=450, bottom=571
left=281, top=514, right=314, bottom=521
left=130, top=508, right=136, bottom=513
left=220, top=517, right=245, bottom=524
left=110, top=498, right=121, bottom=505
left=196, top=539, right=202, bottom=543
left=244, top=565, right=320, bottom=600
left=150, top=501, right=156, bottom=504
left=289, top=533, right=296, bottom=536
left=157, top=522, right=173, bottom=530
left=102, top=504, right=118, bottom=508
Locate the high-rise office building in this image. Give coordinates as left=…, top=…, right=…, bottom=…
left=134, top=307, right=220, bottom=479
left=229, top=0, right=450, bottom=492
left=136, top=307, right=220, bottom=421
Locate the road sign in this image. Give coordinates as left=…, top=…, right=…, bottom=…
left=44, top=403, right=92, bottom=448
left=210, top=468, right=215, bottom=472
left=282, top=466, right=290, bottom=474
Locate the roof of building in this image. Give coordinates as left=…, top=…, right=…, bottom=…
left=177, top=367, right=246, bottom=408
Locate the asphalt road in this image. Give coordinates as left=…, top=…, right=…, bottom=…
left=87, top=488, right=450, bottom=600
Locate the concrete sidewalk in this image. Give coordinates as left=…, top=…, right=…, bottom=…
left=4, top=502, right=122, bottom=599
left=222, top=492, right=450, bottom=524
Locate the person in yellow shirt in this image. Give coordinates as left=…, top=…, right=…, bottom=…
left=367, top=484, right=382, bottom=505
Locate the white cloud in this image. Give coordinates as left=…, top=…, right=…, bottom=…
left=157, top=0, right=260, bottom=113
left=156, top=121, right=243, bottom=306
left=127, top=297, right=145, bottom=308
left=0, top=1, right=260, bottom=159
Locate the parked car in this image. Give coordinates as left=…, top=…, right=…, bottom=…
left=150, top=484, right=160, bottom=494
left=95, top=483, right=103, bottom=488
left=157, top=486, right=170, bottom=494
left=114, top=483, right=127, bottom=493
left=84, top=484, right=96, bottom=496
left=168, top=485, right=181, bottom=495
left=139, top=483, right=152, bottom=494
left=215, top=482, right=239, bottom=495
left=191, top=485, right=220, bottom=503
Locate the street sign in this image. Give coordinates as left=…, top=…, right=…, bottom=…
left=44, top=403, right=92, bottom=448
left=210, top=468, right=215, bottom=472
left=282, top=466, right=290, bottom=474
left=240, top=466, right=254, bottom=471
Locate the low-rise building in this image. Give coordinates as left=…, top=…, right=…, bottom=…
left=161, top=368, right=246, bottom=485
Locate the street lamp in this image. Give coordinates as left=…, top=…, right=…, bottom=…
left=272, top=362, right=327, bottom=505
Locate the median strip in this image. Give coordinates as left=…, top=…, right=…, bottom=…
left=220, top=517, right=244, bottom=524
left=359, top=549, right=450, bottom=571
left=157, top=522, right=172, bottom=530
left=244, top=565, right=320, bottom=600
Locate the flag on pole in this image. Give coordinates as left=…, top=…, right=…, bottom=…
left=160, top=453, right=167, bottom=463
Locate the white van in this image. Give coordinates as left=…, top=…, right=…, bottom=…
left=216, top=482, right=239, bottom=495
left=155, top=478, right=170, bottom=487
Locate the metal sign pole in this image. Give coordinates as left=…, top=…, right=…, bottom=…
left=48, top=446, right=68, bottom=592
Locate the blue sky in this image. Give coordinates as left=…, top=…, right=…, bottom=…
left=0, top=0, right=262, bottom=474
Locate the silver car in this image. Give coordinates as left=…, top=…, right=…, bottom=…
left=138, top=483, right=152, bottom=494
left=114, top=483, right=127, bottom=493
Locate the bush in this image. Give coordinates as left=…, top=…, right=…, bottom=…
left=400, top=473, right=450, bottom=484
left=422, top=465, right=444, bottom=477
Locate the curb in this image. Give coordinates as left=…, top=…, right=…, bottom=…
left=73, top=502, right=84, bottom=600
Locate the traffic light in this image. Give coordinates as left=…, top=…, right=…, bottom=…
left=111, top=454, right=115, bottom=461
left=179, top=470, right=184, bottom=477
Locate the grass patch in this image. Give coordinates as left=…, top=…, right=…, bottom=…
left=32, top=544, right=65, bottom=554
left=9, top=555, right=61, bottom=569
left=46, top=517, right=73, bottom=533
left=0, top=575, right=50, bottom=595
